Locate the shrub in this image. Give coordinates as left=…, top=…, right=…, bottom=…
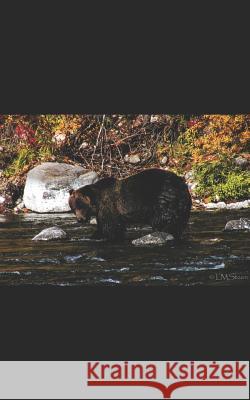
left=4, top=148, right=36, bottom=177
left=193, top=160, right=250, bottom=201
left=213, top=172, right=250, bottom=201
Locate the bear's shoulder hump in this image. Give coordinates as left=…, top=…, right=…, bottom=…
left=95, top=176, right=117, bottom=190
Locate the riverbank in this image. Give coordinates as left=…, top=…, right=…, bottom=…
left=0, top=166, right=249, bottom=215
left=1, top=115, right=249, bottom=214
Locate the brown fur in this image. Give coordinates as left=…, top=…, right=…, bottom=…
left=68, top=169, right=192, bottom=241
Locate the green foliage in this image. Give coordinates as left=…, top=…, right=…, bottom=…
left=4, top=148, right=36, bottom=177
left=193, top=160, right=250, bottom=201
left=37, top=145, right=53, bottom=161
left=213, top=172, right=250, bottom=201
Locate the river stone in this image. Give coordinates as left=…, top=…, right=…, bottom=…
left=90, top=217, right=97, bottom=225
left=23, top=162, right=98, bottom=213
left=132, top=231, right=174, bottom=246
left=205, top=201, right=227, bottom=209
left=235, top=156, right=249, bottom=168
left=188, top=182, right=197, bottom=192
left=124, top=154, right=141, bottom=164
left=32, top=226, right=68, bottom=241
left=160, top=156, right=168, bottom=165
left=205, top=199, right=250, bottom=210
left=226, top=200, right=250, bottom=210
left=185, top=170, right=194, bottom=181
left=224, top=218, right=250, bottom=231
left=0, top=195, right=5, bottom=204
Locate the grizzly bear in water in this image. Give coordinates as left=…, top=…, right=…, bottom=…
left=68, top=169, right=192, bottom=241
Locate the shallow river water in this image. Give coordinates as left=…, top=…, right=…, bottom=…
left=0, top=210, right=249, bottom=286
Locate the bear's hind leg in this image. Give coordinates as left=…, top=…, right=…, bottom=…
left=151, top=191, right=185, bottom=239
left=91, top=229, right=104, bottom=240
left=151, top=210, right=182, bottom=239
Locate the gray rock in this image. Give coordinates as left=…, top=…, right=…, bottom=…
left=124, top=154, right=141, bottom=164
left=32, top=226, right=68, bottom=241
left=205, top=199, right=250, bottom=210
left=90, top=217, right=97, bottom=225
left=52, top=131, right=66, bottom=146
left=235, top=156, right=249, bottom=168
left=160, top=156, right=168, bottom=165
left=224, top=218, right=250, bottom=231
left=205, top=202, right=227, bottom=209
left=14, top=201, right=25, bottom=213
left=226, top=200, right=250, bottom=210
left=0, top=195, right=5, bottom=204
left=185, top=170, right=194, bottom=181
left=132, top=231, right=174, bottom=246
left=23, top=162, right=98, bottom=213
left=200, top=238, right=223, bottom=245
left=79, top=142, right=89, bottom=150
left=188, top=182, right=197, bottom=192
left=150, top=115, right=160, bottom=123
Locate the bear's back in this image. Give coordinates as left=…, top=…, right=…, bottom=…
left=120, top=169, right=186, bottom=201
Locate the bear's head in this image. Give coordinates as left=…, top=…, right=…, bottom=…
left=68, top=185, right=97, bottom=223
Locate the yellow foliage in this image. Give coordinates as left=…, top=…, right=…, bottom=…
left=189, top=114, right=250, bottom=163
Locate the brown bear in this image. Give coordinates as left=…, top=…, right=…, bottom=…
left=68, top=168, right=192, bottom=241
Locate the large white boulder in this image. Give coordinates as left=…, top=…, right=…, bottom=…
left=23, top=162, right=98, bottom=213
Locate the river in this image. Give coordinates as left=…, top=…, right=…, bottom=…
left=0, top=210, right=249, bottom=286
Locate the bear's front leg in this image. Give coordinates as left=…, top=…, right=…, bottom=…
left=98, top=213, right=126, bottom=242
left=91, top=229, right=104, bottom=240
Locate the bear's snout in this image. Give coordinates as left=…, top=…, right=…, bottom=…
left=76, top=213, right=90, bottom=224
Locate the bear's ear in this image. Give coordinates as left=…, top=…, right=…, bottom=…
left=69, top=189, right=75, bottom=196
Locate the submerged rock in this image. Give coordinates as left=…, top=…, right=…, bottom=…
left=23, top=162, right=98, bottom=213
left=32, top=226, right=68, bottom=241
left=200, top=238, right=223, bottom=245
left=132, top=231, right=174, bottom=246
left=224, top=218, right=250, bottom=231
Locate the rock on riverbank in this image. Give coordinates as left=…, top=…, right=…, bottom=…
left=204, top=199, right=250, bottom=210
left=23, top=162, right=98, bottom=213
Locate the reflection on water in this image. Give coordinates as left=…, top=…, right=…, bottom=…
left=0, top=210, right=249, bottom=286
